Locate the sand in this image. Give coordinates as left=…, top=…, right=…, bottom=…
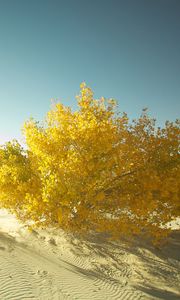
left=0, top=209, right=180, bottom=300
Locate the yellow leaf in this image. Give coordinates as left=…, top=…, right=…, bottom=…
left=95, top=192, right=105, bottom=201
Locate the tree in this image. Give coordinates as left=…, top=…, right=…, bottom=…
left=0, top=140, right=41, bottom=221
left=0, top=83, right=179, bottom=244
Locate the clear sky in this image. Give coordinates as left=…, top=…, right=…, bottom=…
left=0, top=0, right=180, bottom=144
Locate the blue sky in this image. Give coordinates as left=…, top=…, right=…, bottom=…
left=0, top=0, right=180, bottom=144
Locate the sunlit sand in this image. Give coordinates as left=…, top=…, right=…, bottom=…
left=0, top=209, right=179, bottom=300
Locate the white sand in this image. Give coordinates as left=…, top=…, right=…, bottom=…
left=0, top=209, right=180, bottom=300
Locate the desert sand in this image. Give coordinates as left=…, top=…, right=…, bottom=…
left=0, top=209, right=180, bottom=300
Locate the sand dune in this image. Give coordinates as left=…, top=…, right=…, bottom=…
left=0, top=209, right=180, bottom=300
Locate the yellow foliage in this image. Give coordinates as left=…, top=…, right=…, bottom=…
left=0, top=83, right=179, bottom=244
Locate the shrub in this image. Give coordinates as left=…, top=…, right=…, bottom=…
left=0, top=83, right=179, bottom=243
